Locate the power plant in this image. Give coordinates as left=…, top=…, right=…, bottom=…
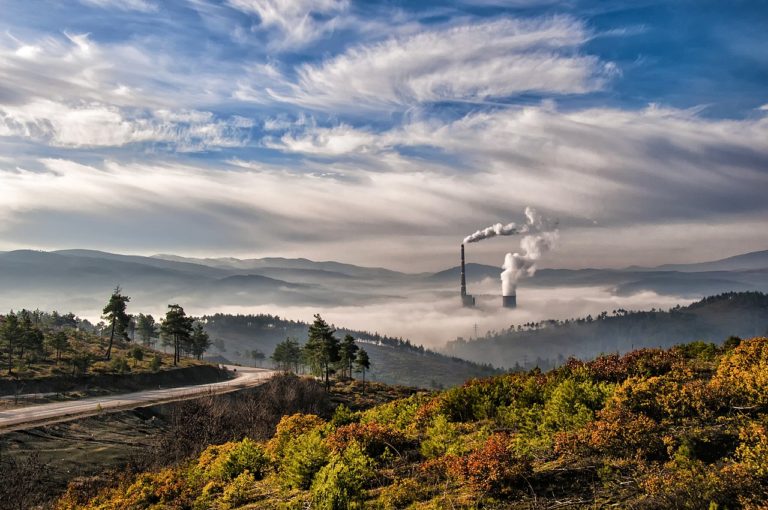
left=460, top=243, right=516, bottom=308
left=460, top=244, right=475, bottom=307
left=461, top=207, right=557, bottom=310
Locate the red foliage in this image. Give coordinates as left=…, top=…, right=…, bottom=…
left=448, top=433, right=532, bottom=495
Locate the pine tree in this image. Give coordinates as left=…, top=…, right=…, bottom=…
left=354, top=348, right=371, bottom=393
left=1, top=312, right=19, bottom=375
left=102, top=287, right=131, bottom=360
left=303, top=314, right=340, bottom=390
left=136, top=313, right=157, bottom=346
left=160, top=304, right=193, bottom=366
left=338, top=334, right=359, bottom=380
left=190, top=322, right=211, bottom=360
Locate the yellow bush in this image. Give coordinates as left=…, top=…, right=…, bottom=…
left=220, top=470, right=256, bottom=509
left=735, top=422, right=768, bottom=477
left=711, top=337, right=768, bottom=406
left=267, top=413, right=327, bottom=460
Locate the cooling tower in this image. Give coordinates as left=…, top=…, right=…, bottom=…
left=502, top=293, right=517, bottom=308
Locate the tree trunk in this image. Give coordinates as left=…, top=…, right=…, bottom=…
left=7, top=338, right=12, bottom=375
left=105, top=318, right=116, bottom=360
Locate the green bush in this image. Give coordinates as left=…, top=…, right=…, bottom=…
left=279, top=429, right=330, bottom=489
left=220, top=470, right=255, bottom=509
left=149, top=354, right=162, bottom=371
left=218, top=438, right=269, bottom=481
left=421, top=414, right=462, bottom=459
left=310, top=441, right=374, bottom=510
left=109, top=356, right=130, bottom=374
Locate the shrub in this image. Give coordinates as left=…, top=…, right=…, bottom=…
left=448, top=433, right=532, bottom=496
left=120, top=468, right=194, bottom=508
left=360, top=394, right=426, bottom=432
left=735, top=422, right=768, bottom=478
left=279, top=429, right=330, bottom=490
left=711, top=337, right=768, bottom=406
left=267, top=413, right=326, bottom=460
left=375, top=478, right=426, bottom=509
left=540, top=377, right=614, bottom=433
left=196, top=438, right=269, bottom=482
left=420, top=414, right=483, bottom=459
left=331, top=404, right=359, bottom=427
left=586, top=405, right=664, bottom=459
left=310, top=441, right=374, bottom=510
left=220, top=470, right=256, bottom=509
left=149, top=354, right=162, bottom=372
left=109, top=356, right=130, bottom=374
left=327, top=422, right=414, bottom=459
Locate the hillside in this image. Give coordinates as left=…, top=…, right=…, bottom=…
left=202, top=314, right=499, bottom=389
left=59, top=337, right=768, bottom=509
left=444, top=291, right=768, bottom=369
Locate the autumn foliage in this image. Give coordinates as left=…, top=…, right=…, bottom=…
left=58, top=337, right=768, bottom=509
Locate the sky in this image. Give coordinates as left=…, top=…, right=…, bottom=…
left=0, top=0, right=767, bottom=272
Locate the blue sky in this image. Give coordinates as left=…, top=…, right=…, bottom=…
left=0, top=0, right=767, bottom=270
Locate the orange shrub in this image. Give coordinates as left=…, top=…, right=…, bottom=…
left=448, top=433, right=532, bottom=496
left=575, top=405, right=664, bottom=459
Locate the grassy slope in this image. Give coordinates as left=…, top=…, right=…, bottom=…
left=61, top=336, right=768, bottom=509
left=203, top=314, right=500, bottom=389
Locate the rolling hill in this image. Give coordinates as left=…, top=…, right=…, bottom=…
left=444, top=291, right=768, bottom=369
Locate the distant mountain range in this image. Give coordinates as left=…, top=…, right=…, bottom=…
left=1, top=248, right=767, bottom=315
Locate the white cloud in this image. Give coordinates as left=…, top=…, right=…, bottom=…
left=227, top=0, right=348, bottom=48
left=267, top=103, right=768, bottom=227
left=239, top=16, right=611, bottom=111
left=79, top=0, right=157, bottom=12
left=0, top=100, right=251, bottom=150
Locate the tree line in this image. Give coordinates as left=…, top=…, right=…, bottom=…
left=0, top=286, right=213, bottom=376
left=101, top=286, right=211, bottom=365
left=270, top=314, right=371, bottom=390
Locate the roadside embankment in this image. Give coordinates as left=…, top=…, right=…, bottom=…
left=0, top=364, right=230, bottom=398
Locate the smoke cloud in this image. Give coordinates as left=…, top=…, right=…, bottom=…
left=463, top=222, right=525, bottom=244
left=500, top=207, right=559, bottom=296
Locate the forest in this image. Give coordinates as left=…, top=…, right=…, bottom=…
left=446, top=291, right=768, bottom=369
left=54, top=335, right=768, bottom=509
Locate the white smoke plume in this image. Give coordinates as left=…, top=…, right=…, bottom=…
left=463, top=221, right=525, bottom=244
left=500, top=207, right=559, bottom=297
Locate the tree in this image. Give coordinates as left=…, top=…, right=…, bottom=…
left=1, top=312, right=20, bottom=375
left=338, top=334, right=359, bottom=380
left=49, top=331, right=69, bottom=364
left=190, top=322, right=211, bottom=360
left=160, top=304, right=194, bottom=366
left=251, top=349, right=266, bottom=367
left=130, top=346, right=144, bottom=367
left=272, top=338, right=302, bottom=372
left=136, top=313, right=157, bottom=346
left=16, top=310, right=44, bottom=365
left=102, top=287, right=131, bottom=360
left=303, top=314, right=340, bottom=391
left=354, top=348, right=371, bottom=393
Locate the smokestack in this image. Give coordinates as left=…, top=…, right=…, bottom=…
left=461, top=244, right=467, bottom=297
left=502, top=294, right=517, bottom=308
left=460, top=244, right=475, bottom=307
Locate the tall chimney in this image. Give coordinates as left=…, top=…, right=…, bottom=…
left=460, top=244, right=475, bottom=307
left=461, top=244, right=467, bottom=297
left=502, top=293, right=517, bottom=308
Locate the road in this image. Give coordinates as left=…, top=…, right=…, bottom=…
left=0, top=366, right=276, bottom=433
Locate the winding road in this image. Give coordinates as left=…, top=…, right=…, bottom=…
left=0, top=366, right=276, bottom=434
